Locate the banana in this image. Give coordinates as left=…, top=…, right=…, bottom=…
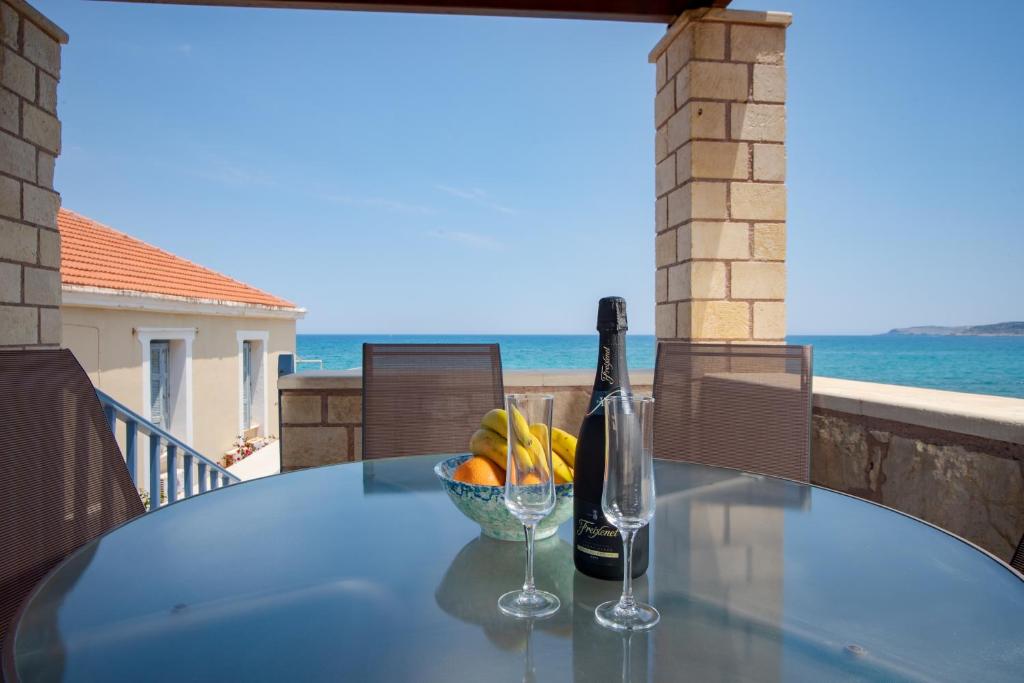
left=529, top=423, right=549, bottom=446
left=480, top=409, right=508, bottom=439
left=512, top=440, right=535, bottom=470
left=528, top=424, right=551, bottom=477
left=482, top=407, right=534, bottom=452
left=508, top=406, right=535, bottom=449
left=469, top=427, right=533, bottom=472
left=529, top=423, right=574, bottom=484
left=551, top=427, right=578, bottom=469
left=551, top=451, right=574, bottom=484
left=469, top=428, right=507, bottom=471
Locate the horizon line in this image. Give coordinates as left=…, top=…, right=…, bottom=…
left=294, top=331, right=892, bottom=337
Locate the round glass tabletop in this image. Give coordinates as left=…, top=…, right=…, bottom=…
left=7, top=455, right=1024, bottom=682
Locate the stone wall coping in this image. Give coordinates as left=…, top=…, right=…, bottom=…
left=505, top=369, right=654, bottom=387
left=648, top=7, right=793, bottom=64
left=278, top=369, right=362, bottom=390
left=814, top=377, right=1024, bottom=446
left=278, top=368, right=655, bottom=391
left=6, top=0, right=69, bottom=44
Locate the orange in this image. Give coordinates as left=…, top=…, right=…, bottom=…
left=453, top=456, right=505, bottom=486
left=520, top=473, right=541, bottom=485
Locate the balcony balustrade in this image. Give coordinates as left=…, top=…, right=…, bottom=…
left=97, top=389, right=240, bottom=509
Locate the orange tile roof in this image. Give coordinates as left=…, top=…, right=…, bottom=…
left=58, top=208, right=299, bottom=310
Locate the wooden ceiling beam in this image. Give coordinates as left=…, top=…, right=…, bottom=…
left=98, top=0, right=731, bottom=24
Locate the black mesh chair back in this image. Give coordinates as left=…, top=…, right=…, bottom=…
left=362, top=344, right=504, bottom=460
left=1012, top=535, right=1024, bottom=574
left=0, top=350, right=145, bottom=660
left=653, top=342, right=813, bottom=482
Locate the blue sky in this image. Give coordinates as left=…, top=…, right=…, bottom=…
left=34, top=0, right=1024, bottom=334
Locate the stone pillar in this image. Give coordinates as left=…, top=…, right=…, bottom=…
left=651, top=9, right=791, bottom=343
left=0, top=1, right=66, bottom=349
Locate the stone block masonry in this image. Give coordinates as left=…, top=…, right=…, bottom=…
left=0, top=0, right=67, bottom=349
left=279, top=383, right=361, bottom=471
left=651, top=8, right=791, bottom=343
left=811, top=378, right=1024, bottom=562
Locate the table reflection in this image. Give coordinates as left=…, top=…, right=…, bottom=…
left=572, top=571, right=651, bottom=682
left=432, top=461, right=813, bottom=682
left=650, top=462, right=808, bottom=682
left=435, top=534, right=573, bottom=651
left=436, top=530, right=653, bottom=682
left=362, top=456, right=449, bottom=494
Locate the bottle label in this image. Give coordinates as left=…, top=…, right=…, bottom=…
left=599, top=345, right=615, bottom=384
left=574, top=500, right=620, bottom=560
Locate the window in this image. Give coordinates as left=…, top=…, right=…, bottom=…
left=237, top=331, right=268, bottom=437
left=242, top=340, right=254, bottom=429
left=136, top=328, right=195, bottom=444
left=150, top=341, right=170, bottom=429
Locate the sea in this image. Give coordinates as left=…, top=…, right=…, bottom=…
left=296, top=334, right=1024, bottom=399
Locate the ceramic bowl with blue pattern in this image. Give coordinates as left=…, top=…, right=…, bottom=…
left=435, top=454, right=574, bottom=542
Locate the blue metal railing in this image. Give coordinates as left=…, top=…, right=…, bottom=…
left=295, top=357, right=324, bottom=372
left=97, top=389, right=240, bottom=510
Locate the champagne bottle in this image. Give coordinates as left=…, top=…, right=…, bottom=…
left=572, top=297, right=649, bottom=579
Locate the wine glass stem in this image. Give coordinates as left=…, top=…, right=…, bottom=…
left=522, top=523, right=537, bottom=595
left=618, top=528, right=637, bottom=611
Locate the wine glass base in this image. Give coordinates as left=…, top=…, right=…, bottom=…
left=595, top=600, right=660, bottom=631
left=498, top=589, right=560, bottom=619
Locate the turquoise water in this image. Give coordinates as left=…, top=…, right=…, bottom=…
left=297, top=334, right=1024, bottom=398
left=297, top=334, right=656, bottom=371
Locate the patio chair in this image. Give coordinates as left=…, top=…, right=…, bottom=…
left=1012, top=534, right=1024, bottom=573
left=362, top=344, right=504, bottom=460
left=0, top=350, right=145, bottom=654
left=652, top=342, right=813, bottom=483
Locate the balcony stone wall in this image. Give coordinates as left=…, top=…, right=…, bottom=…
left=280, top=372, right=1024, bottom=564
left=810, top=378, right=1024, bottom=561
left=0, top=1, right=66, bottom=349
left=278, top=369, right=654, bottom=471
left=278, top=371, right=362, bottom=470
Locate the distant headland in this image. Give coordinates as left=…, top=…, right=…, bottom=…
left=887, top=321, right=1024, bottom=336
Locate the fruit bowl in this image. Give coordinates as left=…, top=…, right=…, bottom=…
left=435, top=454, right=573, bottom=542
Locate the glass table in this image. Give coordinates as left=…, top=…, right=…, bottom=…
left=6, top=455, right=1023, bottom=682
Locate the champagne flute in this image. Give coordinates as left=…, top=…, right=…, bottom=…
left=498, top=393, right=560, bottom=619
left=595, top=394, right=659, bottom=631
